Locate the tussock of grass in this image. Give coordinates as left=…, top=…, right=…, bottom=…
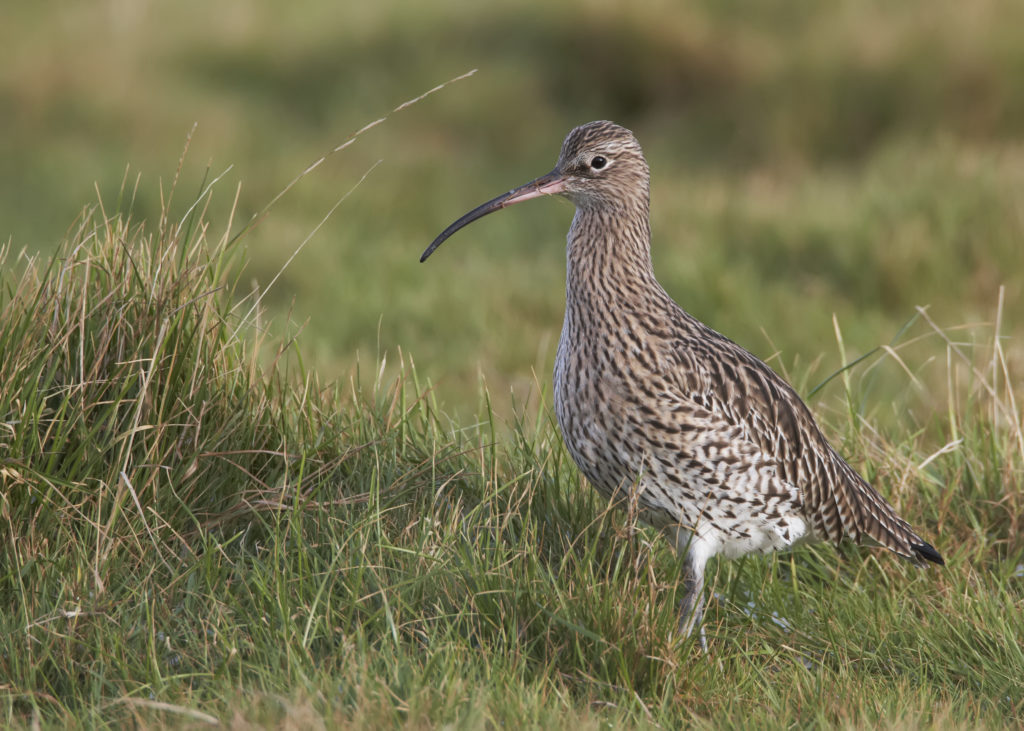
left=1, top=175, right=1022, bottom=727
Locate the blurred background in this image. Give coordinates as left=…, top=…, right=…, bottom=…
left=3, top=0, right=1022, bottom=420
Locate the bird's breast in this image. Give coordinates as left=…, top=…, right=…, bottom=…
left=553, top=309, right=668, bottom=495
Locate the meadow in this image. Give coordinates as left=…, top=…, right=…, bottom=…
left=1, top=0, right=1022, bottom=727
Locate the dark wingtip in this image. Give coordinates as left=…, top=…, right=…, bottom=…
left=912, top=541, right=945, bottom=566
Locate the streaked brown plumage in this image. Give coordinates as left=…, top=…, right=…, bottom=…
left=421, top=120, right=943, bottom=647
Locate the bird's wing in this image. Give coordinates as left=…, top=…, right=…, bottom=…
left=654, top=319, right=941, bottom=563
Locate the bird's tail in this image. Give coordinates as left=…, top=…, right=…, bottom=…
left=834, top=459, right=944, bottom=566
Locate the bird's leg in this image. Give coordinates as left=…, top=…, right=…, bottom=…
left=678, top=553, right=707, bottom=651
left=671, top=529, right=709, bottom=651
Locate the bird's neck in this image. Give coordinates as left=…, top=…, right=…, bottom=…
left=565, top=203, right=658, bottom=315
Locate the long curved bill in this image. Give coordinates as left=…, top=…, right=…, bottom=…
left=420, top=169, right=566, bottom=262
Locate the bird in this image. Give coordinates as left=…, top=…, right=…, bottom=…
left=420, top=120, right=943, bottom=648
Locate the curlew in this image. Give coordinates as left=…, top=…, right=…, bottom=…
left=420, top=121, right=943, bottom=647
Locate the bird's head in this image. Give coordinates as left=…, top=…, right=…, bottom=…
left=420, top=120, right=649, bottom=262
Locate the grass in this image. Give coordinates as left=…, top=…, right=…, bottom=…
left=0, top=152, right=1021, bottom=727
left=2, top=2, right=1024, bottom=725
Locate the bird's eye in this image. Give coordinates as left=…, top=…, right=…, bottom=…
left=590, top=156, right=607, bottom=170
